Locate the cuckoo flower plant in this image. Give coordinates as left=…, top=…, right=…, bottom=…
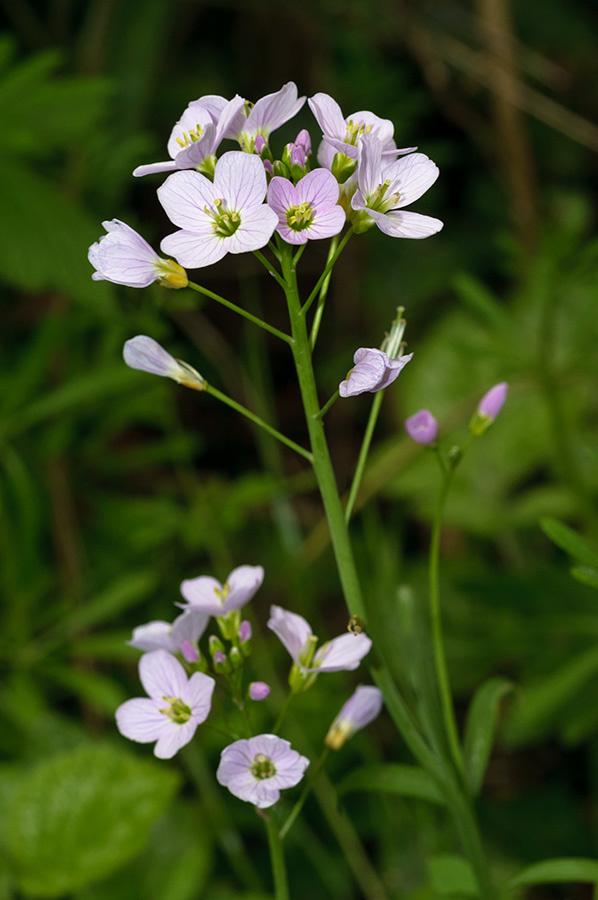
left=217, top=734, right=309, bottom=808
left=89, top=220, right=188, bottom=288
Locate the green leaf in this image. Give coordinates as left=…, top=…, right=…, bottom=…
left=428, top=854, right=478, bottom=896
left=5, top=743, right=180, bottom=897
left=338, top=763, right=445, bottom=805
left=508, top=858, right=598, bottom=888
left=44, top=665, right=127, bottom=715
left=571, top=565, right=598, bottom=588
left=57, top=571, right=157, bottom=635
left=463, top=677, right=514, bottom=794
left=540, top=517, right=598, bottom=568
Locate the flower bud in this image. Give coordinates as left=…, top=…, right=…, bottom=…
left=212, top=650, right=230, bottom=674
left=405, top=409, right=439, bottom=445
left=248, top=681, right=271, bottom=701
left=239, top=620, right=252, bottom=643
left=325, top=686, right=383, bottom=750
left=180, top=640, right=199, bottom=664
left=470, top=382, right=508, bottom=436
left=229, top=646, right=243, bottom=669
left=209, top=635, right=225, bottom=657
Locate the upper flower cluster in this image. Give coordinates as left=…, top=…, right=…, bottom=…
left=89, top=83, right=443, bottom=285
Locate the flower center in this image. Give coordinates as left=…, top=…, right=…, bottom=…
left=205, top=199, right=241, bottom=238
left=214, top=581, right=230, bottom=606
left=368, top=179, right=400, bottom=212
left=344, top=119, right=372, bottom=146
left=176, top=124, right=204, bottom=149
left=286, top=201, right=314, bottom=232
left=251, top=753, right=276, bottom=780
left=159, top=696, right=192, bottom=724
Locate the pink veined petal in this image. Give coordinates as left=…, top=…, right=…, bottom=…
left=214, top=94, right=246, bottom=144
left=115, top=698, right=169, bottom=743
left=275, top=222, right=308, bottom=245
left=247, top=733, right=287, bottom=759
left=218, top=739, right=253, bottom=778
left=322, top=136, right=361, bottom=160
left=139, top=649, right=188, bottom=699
left=227, top=774, right=280, bottom=808
left=316, top=139, right=336, bottom=171
left=123, top=335, right=182, bottom=379
left=180, top=575, right=224, bottom=612
left=215, top=152, right=267, bottom=211
left=158, top=170, right=219, bottom=231
left=384, top=153, right=440, bottom=208
left=357, top=134, right=383, bottom=199
left=368, top=209, right=444, bottom=239
left=223, top=565, right=265, bottom=611
left=184, top=672, right=216, bottom=720
left=133, top=160, right=178, bottom=178
left=312, top=633, right=372, bottom=672
left=376, top=352, right=413, bottom=389
left=304, top=205, right=345, bottom=240
left=267, top=605, right=313, bottom=663
left=160, top=228, right=228, bottom=269
left=350, top=110, right=395, bottom=146
left=170, top=608, right=210, bottom=647
left=246, top=82, right=305, bottom=134
left=268, top=754, right=310, bottom=789
left=154, top=720, right=197, bottom=759
left=308, top=93, right=346, bottom=140
left=226, top=206, right=278, bottom=255
left=339, top=350, right=386, bottom=397
left=174, top=123, right=217, bottom=168
left=267, top=177, right=297, bottom=215
left=194, top=94, right=229, bottom=123
left=295, top=168, right=339, bottom=208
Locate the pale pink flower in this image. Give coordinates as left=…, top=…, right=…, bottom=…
left=88, top=220, right=187, bottom=288
left=123, top=336, right=205, bottom=389
left=180, top=565, right=264, bottom=617
left=227, top=83, right=306, bottom=151
left=352, top=134, right=443, bottom=239
left=115, top=650, right=215, bottom=759
left=325, top=686, right=384, bottom=749
left=217, top=734, right=309, bottom=807
left=158, top=152, right=277, bottom=268
left=405, top=409, right=439, bottom=445
left=267, top=605, right=371, bottom=673
left=339, top=348, right=413, bottom=397
left=128, top=608, right=209, bottom=653
left=267, top=169, right=345, bottom=244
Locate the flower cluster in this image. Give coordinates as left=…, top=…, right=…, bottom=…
left=89, top=83, right=442, bottom=286
left=116, top=563, right=382, bottom=808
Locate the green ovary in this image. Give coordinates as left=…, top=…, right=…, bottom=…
left=251, top=753, right=276, bottom=780
left=160, top=696, right=192, bottom=724
left=211, top=203, right=241, bottom=238
left=286, top=201, right=314, bottom=232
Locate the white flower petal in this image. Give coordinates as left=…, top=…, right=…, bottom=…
left=139, top=649, right=188, bottom=699
left=160, top=228, right=227, bottom=269
left=158, top=170, right=218, bottom=231
left=368, top=209, right=444, bottom=239
left=115, top=698, right=169, bottom=743
left=154, top=721, right=197, bottom=759
left=267, top=605, right=312, bottom=664
left=226, top=206, right=278, bottom=255
left=216, top=152, right=268, bottom=211
left=312, top=633, right=372, bottom=672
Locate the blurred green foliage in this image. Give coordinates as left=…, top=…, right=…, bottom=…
left=1, top=0, right=597, bottom=897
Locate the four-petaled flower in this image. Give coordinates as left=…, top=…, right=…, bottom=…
left=267, top=170, right=345, bottom=245
left=180, top=565, right=264, bottom=616
left=88, top=220, right=188, bottom=288
left=133, top=95, right=245, bottom=178
left=352, top=134, right=443, bottom=239
left=339, top=347, right=413, bottom=397
left=217, top=734, right=309, bottom=807
left=267, top=605, right=371, bottom=673
left=115, top=650, right=215, bottom=759
left=128, top=608, right=209, bottom=654
left=158, top=152, right=278, bottom=268
left=325, top=685, right=384, bottom=750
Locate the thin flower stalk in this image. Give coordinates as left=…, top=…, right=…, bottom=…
left=187, top=281, right=292, bottom=344
left=309, top=234, right=337, bottom=349
left=301, top=227, right=354, bottom=316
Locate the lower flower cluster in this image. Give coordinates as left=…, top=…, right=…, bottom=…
left=116, top=564, right=383, bottom=808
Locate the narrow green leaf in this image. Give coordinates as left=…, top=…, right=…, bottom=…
left=5, top=743, right=180, bottom=897
left=540, top=517, right=598, bottom=568
left=338, top=763, right=445, bottom=805
left=428, top=854, right=478, bottom=896
left=44, top=665, right=127, bottom=714
left=571, top=565, right=598, bottom=589
left=463, top=677, right=513, bottom=794
left=58, top=571, right=157, bottom=635
left=508, top=858, right=598, bottom=888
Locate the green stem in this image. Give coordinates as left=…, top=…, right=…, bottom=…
left=316, top=389, right=340, bottom=420
left=345, top=389, right=385, bottom=523
left=309, top=235, right=338, bottom=349
left=187, top=280, right=292, bottom=344
left=253, top=249, right=288, bottom=290
left=204, top=383, right=313, bottom=463
left=302, top=227, right=354, bottom=316
left=280, top=748, right=330, bottom=840
left=280, top=245, right=365, bottom=619
left=265, top=814, right=289, bottom=900
left=429, top=467, right=466, bottom=779
left=272, top=692, right=294, bottom=734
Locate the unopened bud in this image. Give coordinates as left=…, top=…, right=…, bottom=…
left=180, top=640, right=199, bottom=663
left=248, top=681, right=271, bottom=701
left=405, top=410, right=438, bottom=445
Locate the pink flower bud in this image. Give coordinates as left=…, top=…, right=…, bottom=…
left=239, top=620, right=252, bottom=643
left=249, top=681, right=271, bottom=701
left=213, top=650, right=226, bottom=666
left=478, top=382, right=508, bottom=420
left=405, top=409, right=438, bottom=445
left=254, top=135, right=268, bottom=156
left=180, top=640, right=199, bottom=663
